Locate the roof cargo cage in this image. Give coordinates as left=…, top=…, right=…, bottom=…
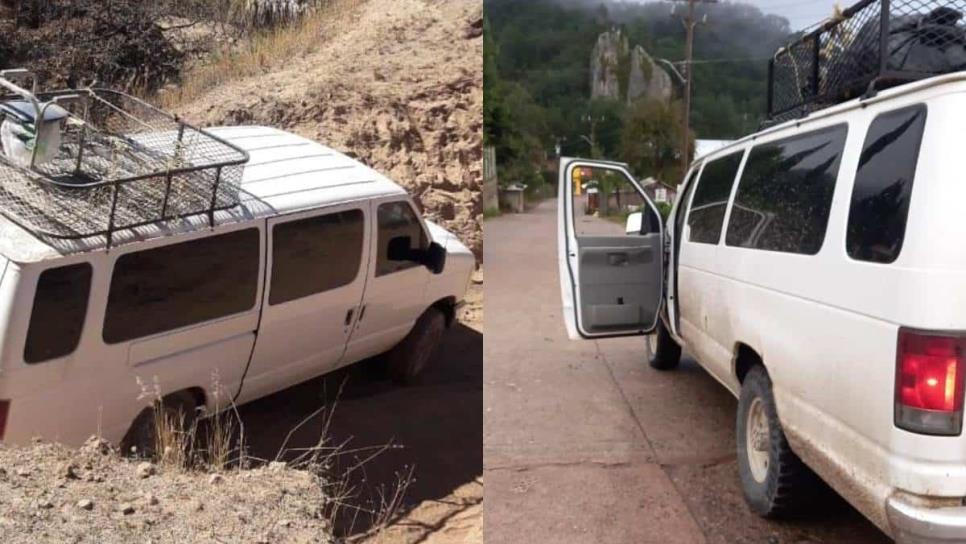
left=0, top=69, right=250, bottom=248
left=767, top=0, right=966, bottom=124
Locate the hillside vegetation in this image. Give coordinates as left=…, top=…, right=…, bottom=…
left=485, top=0, right=796, bottom=184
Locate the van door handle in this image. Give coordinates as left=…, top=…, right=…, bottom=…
left=357, top=304, right=367, bottom=324
left=344, top=308, right=355, bottom=327
left=608, top=252, right=629, bottom=266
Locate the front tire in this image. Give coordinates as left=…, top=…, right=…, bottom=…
left=387, top=307, right=447, bottom=385
left=736, top=366, right=820, bottom=518
left=648, top=318, right=681, bottom=370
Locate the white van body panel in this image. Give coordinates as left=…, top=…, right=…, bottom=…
left=560, top=74, right=966, bottom=540
left=0, top=126, right=473, bottom=448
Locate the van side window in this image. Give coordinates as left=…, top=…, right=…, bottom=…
left=726, top=125, right=848, bottom=255
left=687, top=152, right=743, bottom=244
left=103, top=229, right=260, bottom=344
left=270, top=209, right=365, bottom=305
left=25, top=263, right=92, bottom=363
left=376, top=201, right=428, bottom=277
left=847, top=105, right=926, bottom=263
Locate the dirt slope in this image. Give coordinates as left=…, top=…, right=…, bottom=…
left=0, top=438, right=332, bottom=544
left=173, top=0, right=483, bottom=258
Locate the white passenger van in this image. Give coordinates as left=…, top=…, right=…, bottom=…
left=558, top=73, right=966, bottom=542
left=0, top=123, right=474, bottom=450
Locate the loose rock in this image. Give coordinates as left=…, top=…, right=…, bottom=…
left=135, top=462, right=155, bottom=479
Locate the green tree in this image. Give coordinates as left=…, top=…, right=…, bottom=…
left=620, top=98, right=692, bottom=184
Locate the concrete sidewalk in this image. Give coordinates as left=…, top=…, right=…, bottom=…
left=483, top=199, right=888, bottom=544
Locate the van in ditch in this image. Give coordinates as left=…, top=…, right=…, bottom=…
left=0, top=72, right=473, bottom=451
left=558, top=71, right=966, bottom=542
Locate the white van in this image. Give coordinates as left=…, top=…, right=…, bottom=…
left=0, top=125, right=474, bottom=450
left=557, top=73, right=966, bottom=543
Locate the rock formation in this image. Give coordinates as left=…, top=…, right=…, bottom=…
left=590, top=27, right=673, bottom=105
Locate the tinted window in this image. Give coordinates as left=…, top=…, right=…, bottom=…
left=104, top=229, right=260, bottom=343
left=847, top=105, right=926, bottom=263
left=673, top=169, right=698, bottom=259
left=270, top=210, right=364, bottom=305
left=25, top=263, right=92, bottom=363
left=376, top=201, right=428, bottom=277
left=726, top=125, right=848, bottom=254
left=688, top=153, right=743, bottom=244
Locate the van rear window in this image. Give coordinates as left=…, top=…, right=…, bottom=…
left=103, top=229, right=260, bottom=343
left=726, top=125, right=847, bottom=255
left=25, top=263, right=92, bottom=363
left=846, top=105, right=926, bottom=264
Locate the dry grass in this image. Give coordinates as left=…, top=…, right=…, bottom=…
left=135, top=375, right=410, bottom=539
left=157, top=0, right=362, bottom=110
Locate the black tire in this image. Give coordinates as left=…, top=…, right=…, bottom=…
left=387, top=307, right=447, bottom=385
left=737, top=366, right=821, bottom=518
left=648, top=318, right=681, bottom=370
left=121, top=391, right=198, bottom=459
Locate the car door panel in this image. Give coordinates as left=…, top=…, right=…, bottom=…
left=341, top=197, right=432, bottom=364
left=237, top=203, right=369, bottom=404
left=557, top=157, right=664, bottom=339
left=576, top=235, right=662, bottom=331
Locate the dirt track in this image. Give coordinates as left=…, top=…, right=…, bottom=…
left=233, top=279, right=482, bottom=543
left=483, top=201, right=890, bottom=544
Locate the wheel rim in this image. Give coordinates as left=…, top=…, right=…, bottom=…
left=647, top=334, right=658, bottom=357
left=745, top=397, right=771, bottom=483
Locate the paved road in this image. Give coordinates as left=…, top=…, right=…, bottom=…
left=483, top=200, right=890, bottom=544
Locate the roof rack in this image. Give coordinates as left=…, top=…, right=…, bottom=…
left=0, top=69, right=250, bottom=249
left=767, top=0, right=966, bottom=124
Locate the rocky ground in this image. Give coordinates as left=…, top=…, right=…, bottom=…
left=172, top=0, right=483, bottom=258
left=0, top=438, right=333, bottom=544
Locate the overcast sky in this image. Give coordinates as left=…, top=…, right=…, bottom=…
left=746, top=0, right=842, bottom=30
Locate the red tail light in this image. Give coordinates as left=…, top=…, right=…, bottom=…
left=896, top=329, right=966, bottom=436
left=0, top=400, right=8, bottom=441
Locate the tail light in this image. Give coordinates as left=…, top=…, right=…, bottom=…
left=895, top=329, right=966, bottom=436
left=0, top=400, right=8, bottom=441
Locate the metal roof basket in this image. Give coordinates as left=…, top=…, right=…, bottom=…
left=766, top=0, right=966, bottom=124
left=0, top=69, right=249, bottom=248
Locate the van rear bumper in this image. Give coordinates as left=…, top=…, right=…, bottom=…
left=888, top=495, right=966, bottom=543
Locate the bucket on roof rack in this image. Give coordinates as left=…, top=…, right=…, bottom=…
left=0, top=68, right=250, bottom=248
left=767, top=0, right=966, bottom=124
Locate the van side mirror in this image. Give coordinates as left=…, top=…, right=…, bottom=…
left=387, top=236, right=447, bottom=275
left=625, top=211, right=643, bottom=235
left=425, top=241, right=447, bottom=275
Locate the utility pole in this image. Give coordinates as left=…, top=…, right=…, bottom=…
left=671, top=0, right=716, bottom=174
left=581, top=114, right=605, bottom=159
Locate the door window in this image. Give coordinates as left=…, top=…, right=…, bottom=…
left=270, top=209, right=365, bottom=305
left=726, top=125, right=848, bottom=255
left=570, top=165, right=660, bottom=237
left=846, top=105, right=926, bottom=263
left=687, top=152, right=743, bottom=244
left=25, top=263, right=92, bottom=363
left=103, top=229, right=260, bottom=343
left=376, top=201, right=429, bottom=277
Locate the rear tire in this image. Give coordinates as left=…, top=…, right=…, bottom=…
left=648, top=318, right=681, bottom=370
left=121, top=391, right=198, bottom=459
left=387, top=307, right=447, bottom=385
left=737, top=366, right=821, bottom=518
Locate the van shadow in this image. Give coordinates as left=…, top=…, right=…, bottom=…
left=234, top=323, right=483, bottom=538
